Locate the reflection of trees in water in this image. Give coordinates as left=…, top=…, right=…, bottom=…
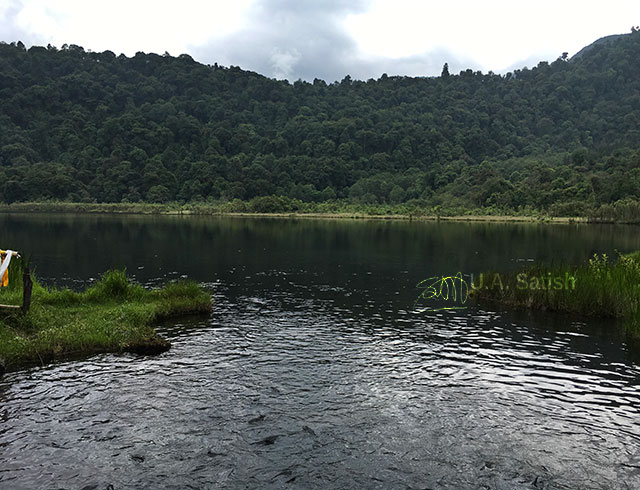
left=3, top=213, right=639, bottom=366
left=2, top=214, right=639, bottom=292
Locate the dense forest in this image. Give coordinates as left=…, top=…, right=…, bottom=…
left=1, top=30, right=640, bottom=217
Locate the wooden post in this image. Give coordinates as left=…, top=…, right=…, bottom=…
left=22, top=266, right=32, bottom=314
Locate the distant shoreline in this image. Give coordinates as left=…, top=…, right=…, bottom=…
left=196, top=213, right=585, bottom=224
left=0, top=202, right=596, bottom=224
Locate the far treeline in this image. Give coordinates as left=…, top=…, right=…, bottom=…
left=1, top=30, right=640, bottom=221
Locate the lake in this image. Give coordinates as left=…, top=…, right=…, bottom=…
left=1, top=214, right=640, bottom=489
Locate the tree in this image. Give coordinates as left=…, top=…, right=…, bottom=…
left=147, top=185, right=171, bottom=203
left=1, top=34, right=640, bottom=215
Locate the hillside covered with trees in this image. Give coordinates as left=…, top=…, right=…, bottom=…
left=1, top=30, right=640, bottom=218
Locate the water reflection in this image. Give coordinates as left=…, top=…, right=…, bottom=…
left=2, top=214, right=640, bottom=288
left=1, top=215, right=640, bottom=489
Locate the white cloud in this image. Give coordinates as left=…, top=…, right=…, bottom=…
left=345, top=0, right=640, bottom=72
left=270, top=48, right=301, bottom=79
left=2, top=0, right=640, bottom=79
left=6, top=0, right=256, bottom=55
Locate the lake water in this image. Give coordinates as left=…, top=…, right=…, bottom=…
left=1, top=214, right=640, bottom=489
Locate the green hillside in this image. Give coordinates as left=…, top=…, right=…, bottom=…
left=1, top=30, right=640, bottom=218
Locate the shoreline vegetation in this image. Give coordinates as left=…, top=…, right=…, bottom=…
left=3, top=36, right=640, bottom=226
left=471, top=252, right=640, bottom=342
left=4, top=37, right=640, bottom=231
left=0, top=262, right=211, bottom=375
left=5, top=200, right=636, bottom=224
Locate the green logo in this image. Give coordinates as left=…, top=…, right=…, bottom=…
left=415, top=272, right=469, bottom=312
left=415, top=271, right=577, bottom=311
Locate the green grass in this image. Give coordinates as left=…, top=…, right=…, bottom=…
left=0, top=265, right=211, bottom=372
left=5, top=197, right=640, bottom=223
left=471, top=252, right=640, bottom=340
left=0, top=199, right=581, bottom=223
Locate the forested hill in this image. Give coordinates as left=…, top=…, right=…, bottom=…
left=1, top=30, right=640, bottom=216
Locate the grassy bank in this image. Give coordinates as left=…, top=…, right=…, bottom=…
left=471, top=252, right=640, bottom=340
left=0, top=201, right=587, bottom=224
left=0, top=263, right=211, bottom=373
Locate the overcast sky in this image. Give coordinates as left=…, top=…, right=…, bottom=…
left=1, top=0, right=639, bottom=82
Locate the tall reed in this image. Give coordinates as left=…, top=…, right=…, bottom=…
left=472, top=252, right=640, bottom=339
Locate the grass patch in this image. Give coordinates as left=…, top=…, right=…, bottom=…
left=0, top=200, right=584, bottom=223
left=471, top=252, right=640, bottom=340
left=0, top=265, right=211, bottom=373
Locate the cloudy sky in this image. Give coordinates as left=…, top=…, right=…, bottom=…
left=1, top=0, right=639, bottom=82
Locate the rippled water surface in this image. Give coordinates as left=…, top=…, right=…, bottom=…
left=1, top=215, right=640, bottom=489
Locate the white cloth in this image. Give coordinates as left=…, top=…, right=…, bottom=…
left=0, top=250, right=14, bottom=280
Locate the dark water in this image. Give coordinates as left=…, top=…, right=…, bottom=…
left=1, top=214, right=640, bottom=489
